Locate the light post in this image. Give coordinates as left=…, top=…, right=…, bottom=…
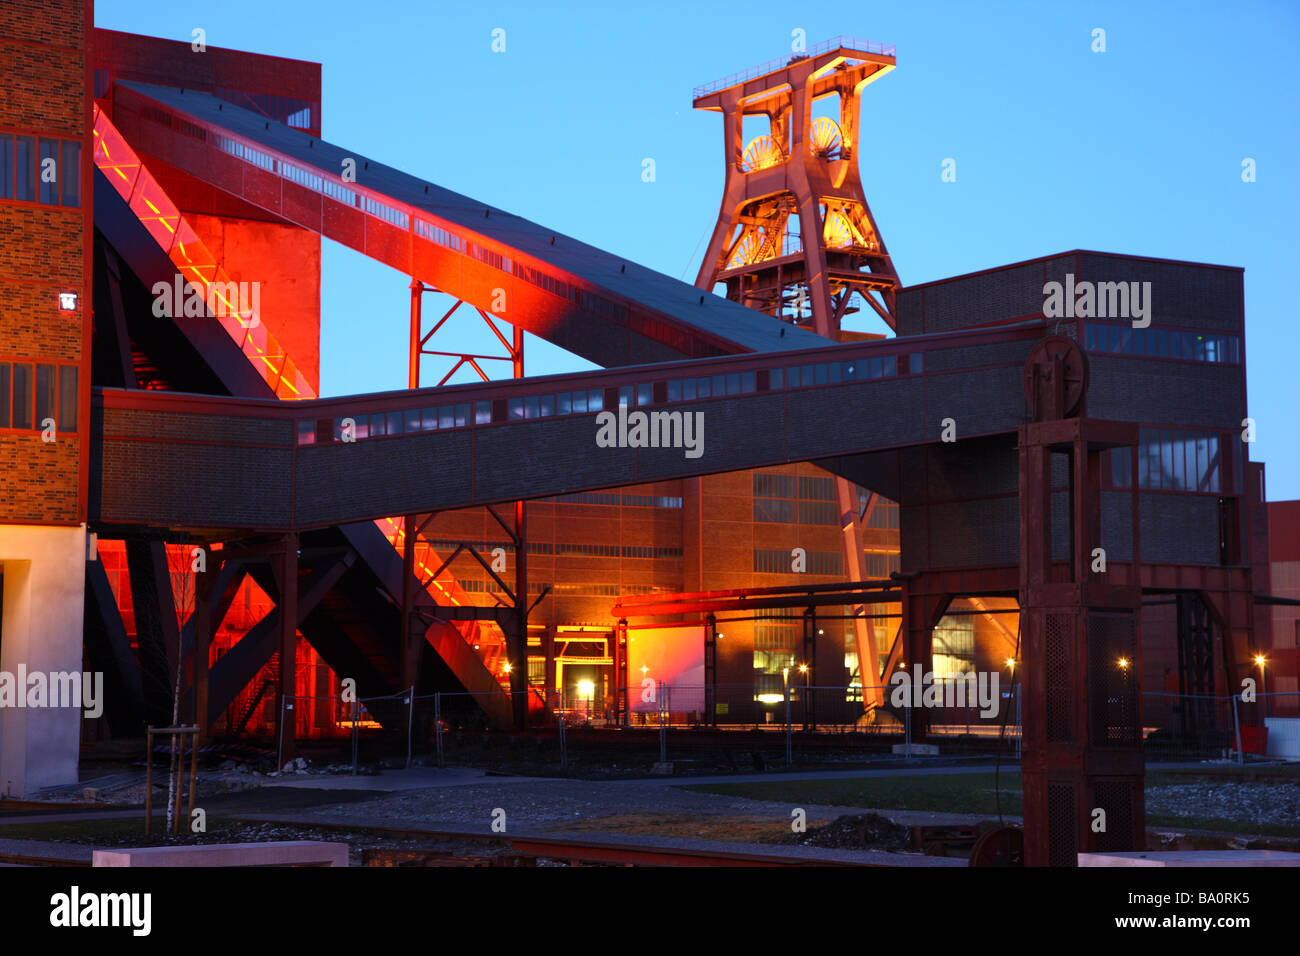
left=782, top=665, right=792, bottom=765
left=1255, top=654, right=1268, bottom=720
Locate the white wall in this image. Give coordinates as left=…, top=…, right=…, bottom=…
left=0, top=524, right=87, bottom=796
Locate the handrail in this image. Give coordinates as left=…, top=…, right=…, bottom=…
left=693, top=36, right=896, bottom=99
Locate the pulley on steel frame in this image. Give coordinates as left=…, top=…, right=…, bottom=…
left=808, top=116, right=843, bottom=159
left=726, top=228, right=773, bottom=270
left=741, top=135, right=783, bottom=172
left=1023, top=334, right=1090, bottom=421
left=822, top=208, right=857, bottom=249
left=968, top=825, right=1024, bottom=867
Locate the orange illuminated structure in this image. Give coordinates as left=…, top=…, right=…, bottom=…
left=694, top=38, right=904, bottom=705
left=694, top=36, right=900, bottom=328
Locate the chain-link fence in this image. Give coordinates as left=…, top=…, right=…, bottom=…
left=275, top=685, right=1295, bottom=773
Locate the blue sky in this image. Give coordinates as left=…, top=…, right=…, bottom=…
left=96, top=0, right=1300, bottom=499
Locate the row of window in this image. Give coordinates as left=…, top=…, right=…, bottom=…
left=545, top=492, right=684, bottom=508
left=1107, top=429, right=1224, bottom=493
left=0, top=362, right=78, bottom=432
left=1084, top=322, right=1240, bottom=365
left=863, top=499, right=900, bottom=529
left=212, top=87, right=317, bottom=131
left=863, top=551, right=901, bottom=578
left=753, top=474, right=837, bottom=501
left=774, top=353, right=917, bottom=389
left=421, top=538, right=681, bottom=560
left=753, top=548, right=844, bottom=575
left=753, top=498, right=838, bottom=524
left=754, top=625, right=797, bottom=650
left=298, top=348, right=923, bottom=446
left=0, top=133, right=81, bottom=206
left=460, top=579, right=671, bottom=597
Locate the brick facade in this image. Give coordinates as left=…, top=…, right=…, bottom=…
left=0, top=0, right=91, bottom=525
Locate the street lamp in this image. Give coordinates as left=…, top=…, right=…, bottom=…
left=1255, top=655, right=1268, bottom=718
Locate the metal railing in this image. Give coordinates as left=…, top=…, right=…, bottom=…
left=693, top=36, right=897, bottom=99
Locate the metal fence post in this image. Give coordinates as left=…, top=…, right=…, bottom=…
left=351, top=698, right=359, bottom=775
left=405, top=685, right=415, bottom=769
left=784, top=681, right=792, bottom=766
left=904, top=702, right=912, bottom=758
left=434, top=693, right=444, bottom=768
left=1232, top=692, right=1243, bottom=765
left=658, top=682, right=667, bottom=764
left=558, top=688, right=567, bottom=770
left=276, top=693, right=284, bottom=772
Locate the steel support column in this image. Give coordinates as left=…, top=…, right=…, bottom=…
left=704, top=613, right=717, bottom=727
left=275, top=534, right=299, bottom=767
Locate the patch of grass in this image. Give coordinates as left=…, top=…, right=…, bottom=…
left=683, top=772, right=1025, bottom=817
left=0, top=815, right=236, bottom=846
left=682, top=771, right=1300, bottom=838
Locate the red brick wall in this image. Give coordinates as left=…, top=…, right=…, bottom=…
left=0, top=0, right=91, bottom=525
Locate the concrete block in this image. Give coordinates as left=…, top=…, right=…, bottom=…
left=1079, top=850, right=1300, bottom=867
left=92, top=841, right=349, bottom=867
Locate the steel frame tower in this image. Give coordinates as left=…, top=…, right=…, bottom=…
left=693, top=37, right=900, bottom=329
left=694, top=37, right=902, bottom=706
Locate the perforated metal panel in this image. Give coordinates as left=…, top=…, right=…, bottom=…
left=1087, top=612, right=1139, bottom=746
left=1093, top=781, right=1137, bottom=851
left=1047, top=783, right=1077, bottom=867
left=1046, top=613, right=1072, bottom=742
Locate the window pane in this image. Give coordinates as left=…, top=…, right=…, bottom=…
left=387, top=411, right=402, bottom=434
left=682, top=378, right=696, bottom=400
left=16, top=136, right=36, bottom=201
left=814, top=364, right=828, bottom=385
left=12, top=363, right=32, bottom=428
left=637, top=383, right=652, bottom=406
left=556, top=391, right=571, bottom=415
left=771, top=368, right=783, bottom=389
left=742, top=371, right=756, bottom=393
left=618, top=385, right=632, bottom=408
left=697, top=377, right=710, bottom=398
left=666, top=380, right=681, bottom=402
left=726, top=372, right=740, bottom=394
left=38, top=138, right=59, bottom=205
left=0, top=134, right=11, bottom=199
left=475, top=401, right=491, bottom=424
left=508, top=398, right=524, bottom=420
left=455, top=403, right=469, bottom=426
left=405, top=409, right=420, bottom=433
left=297, top=419, right=315, bottom=445
left=883, top=355, right=897, bottom=377
left=0, top=363, right=9, bottom=426
left=588, top=389, right=603, bottom=411
left=570, top=391, right=585, bottom=413
left=869, top=357, right=882, bottom=379
left=540, top=394, right=554, bottom=417
left=35, top=363, right=56, bottom=428
left=369, top=412, right=386, bottom=436
left=439, top=405, right=454, bottom=428
left=712, top=374, right=725, bottom=395
left=422, top=406, right=438, bottom=430
left=524, top=395, right=539, bottom=419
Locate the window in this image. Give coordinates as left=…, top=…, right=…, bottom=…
left=0, top=363, right=9, bottom=426
left=0, top=134, right=11, bottom=199
left=35, top=364, right=56, bottom=426
left=932, top=615, right=975, bottom=676
left=11, top=363, right=32, bottom=429
left=38, top=139, right=58, bottom=205
left=1107, top=429, right=1222, bottom=493
left=15, top=136, right=35, bottom=202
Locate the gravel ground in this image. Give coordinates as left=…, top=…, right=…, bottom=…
left=295, top=778, right=995, bottom=834
left=1145, top=780, right=1300, bottom=827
